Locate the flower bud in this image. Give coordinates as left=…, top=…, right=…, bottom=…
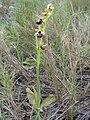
left=47, top=4, right=54, bottom=12
left=40, top=44, right=47, bottom=50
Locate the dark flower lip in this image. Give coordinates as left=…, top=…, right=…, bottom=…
left=37, top=31, right=44, bottom=38
left=36, top=18, right=43, bottom=25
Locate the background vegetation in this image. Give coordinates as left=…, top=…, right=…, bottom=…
left=0, top=0, right=90, bottom=119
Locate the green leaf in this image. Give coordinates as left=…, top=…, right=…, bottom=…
left=33, top=88, right=40, bottom=109
left=41, top=95, right=56, bottom=109
left=26, top=88, right=35, bottom=106
left=33, top=88, right=38, bottom=103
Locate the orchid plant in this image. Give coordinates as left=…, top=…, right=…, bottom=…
left=26, top=4, right=56, bottom=119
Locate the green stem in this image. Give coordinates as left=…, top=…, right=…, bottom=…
left=36, top=37, right=41, bottom=109
left=35, top=110, right=41, bottom=120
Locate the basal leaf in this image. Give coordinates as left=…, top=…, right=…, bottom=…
left=33, top=88, right=38, bottom=103
left=33, top=88, right=41, bottom=109
left=26, top=88, right=35, bottom=106
left=41, top=95, right=56, bottom=109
